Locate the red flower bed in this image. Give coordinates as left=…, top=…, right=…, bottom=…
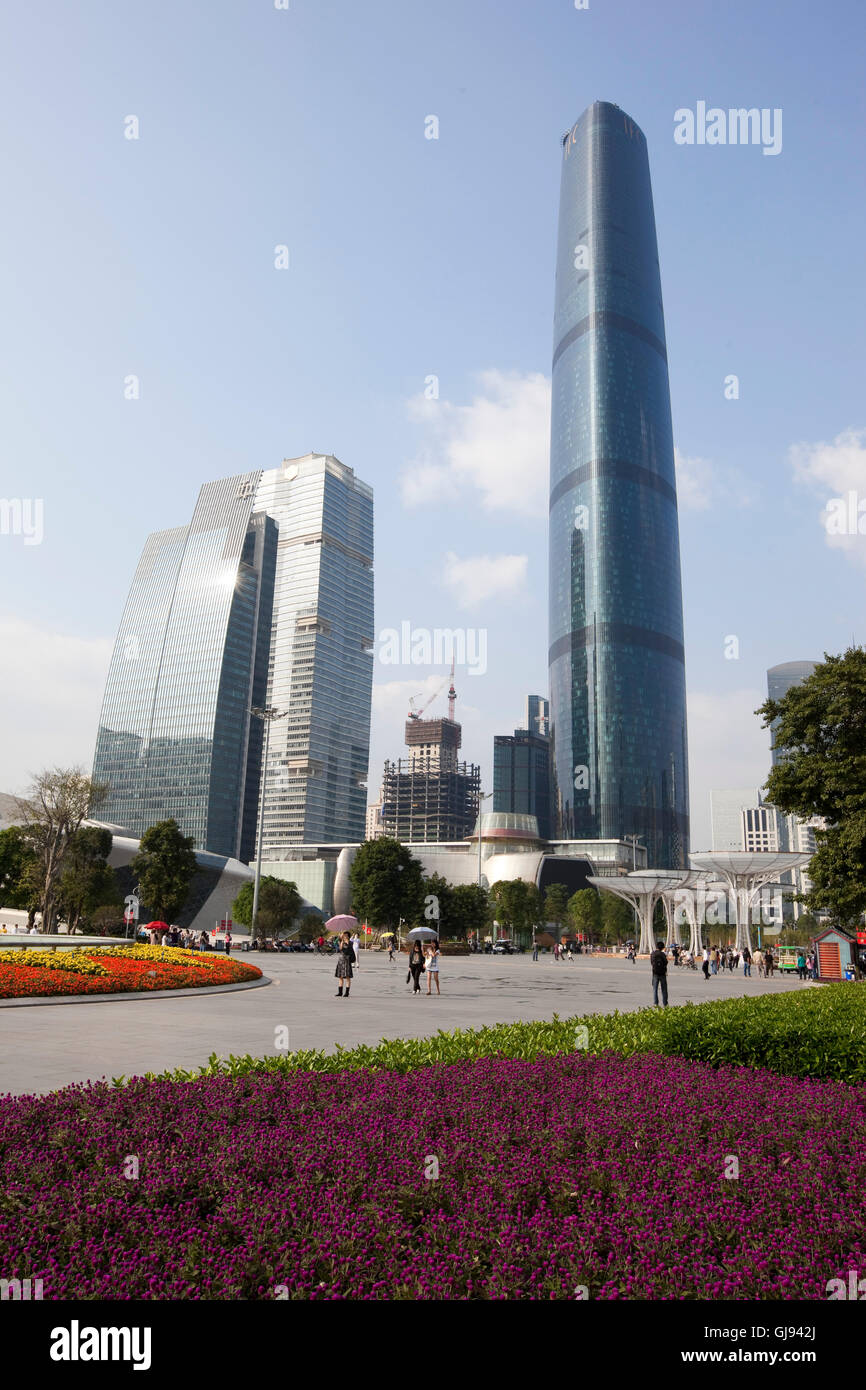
left=0, top=952, right=261, bottom=1000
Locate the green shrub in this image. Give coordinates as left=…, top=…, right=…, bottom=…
left=132, top=984, right=866, bottom=1087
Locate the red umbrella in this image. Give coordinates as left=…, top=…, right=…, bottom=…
left=145, top=921, right=169, bottom=930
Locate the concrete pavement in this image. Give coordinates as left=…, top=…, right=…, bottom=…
left=0, top=951, right=805, bottom=1097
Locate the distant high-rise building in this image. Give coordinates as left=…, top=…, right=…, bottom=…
left=381, top=717, right=480, bottom=843
left=710, top=788, right=765, bottom=853
left=93, top=455, right=374, bottom=858
left=767, top=662, right=818, bottom=767
left=254, top=456, right=374, bottom=851
left=548, top=101, right=689, bottom=867
left=493, top=696, right=552, bottom=840
left=93, top=476, right=277, bottom=861
left=365, top=792, right=385, bottom=842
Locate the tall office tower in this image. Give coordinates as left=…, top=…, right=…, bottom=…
left=710, top=788, right=765, bottom=853
left=548, top=101, right=689, bottom=867
left=493, top=696, right=552, bottom=840
left=381, top=717, right=480, bottom=843
left=525, top=694, right=550, bottom=738
left=253, top=455, right=374, bottom=850
left=93, top=455, right=374, bottom=859
left=767, top=662, right=817, bottom=767
left=93, top=474, right=277, bottom=860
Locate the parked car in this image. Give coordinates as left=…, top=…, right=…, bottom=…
left=492, top=940, right=512, bottom=955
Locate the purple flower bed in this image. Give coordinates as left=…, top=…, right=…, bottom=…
left=1, top=1053, right=863, bottom=1299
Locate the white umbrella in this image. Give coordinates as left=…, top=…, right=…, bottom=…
left=407, top=926, right=439, bottom=941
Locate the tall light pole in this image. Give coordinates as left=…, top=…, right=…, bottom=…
left=249, top=705, right=288, bottom=940
left=476, top=792, right=494, bottom=888
left=624, top=833, right=643, bottom=870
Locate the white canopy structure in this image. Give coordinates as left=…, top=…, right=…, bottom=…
left=587, top=871, right=692, bottom=954
left=629, top=869, right=709, bottom=954
left=689, top=852, right=812, bottom=950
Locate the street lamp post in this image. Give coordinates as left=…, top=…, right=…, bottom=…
left=624, top=833, right=643, bottom=870
left=476, top=792, right=494, bottom=888
left=249, top=705, right=288, bottom=942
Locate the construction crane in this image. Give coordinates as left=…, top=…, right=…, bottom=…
left=407, top=660, right=456, bottom=721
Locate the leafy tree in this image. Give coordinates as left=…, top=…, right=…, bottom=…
left=299, top=911, right=324, bottom=940
left=131, top=819, right=197, bottom=924
left=601, top=892, right=635, bottom=946
left=231, top=876, right=301, bottom=939
left=14, top=767, right=107, bottom=932
left=489, top=879, right=534, bottom=942
left=255, top=878, right=302, bottom=940
left=758, top=647, right=866, bottom=925
left=566, top=888, right=602, bottom=942
left=543, top=883, right=570, bottom=931
left=58, top=826, right=120, bottom=933
left=348, top=838, right=425, bottom=930
left=421, top=872, right=455, bottom=934
left=90, top=904, right=127, bottom=937
left=0, top=826, right=39, bottom=916
left=449, top=883, right=490, bottom=940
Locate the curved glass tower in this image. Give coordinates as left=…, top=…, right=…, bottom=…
left=548, top=101, right=689, bottom=868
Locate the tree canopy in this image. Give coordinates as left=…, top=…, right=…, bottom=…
left=348, top=838, right=425, bottom=929
left=757, top=647, right=866, bottom=924
left=131, top=819, right=197, bottom=924
left=14, top=767, right=107, bottom=931
left=232, top=876, right=302, bottom=939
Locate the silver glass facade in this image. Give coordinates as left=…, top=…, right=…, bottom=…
left=767, top=661, right=817, bottom=768
left=93, top=454, right=373, bottom=860
left=253, top=455, right=374, bottom=850
left=548, top=101, right=689, bottom=868
left=93, top=473, right=276, bottom=860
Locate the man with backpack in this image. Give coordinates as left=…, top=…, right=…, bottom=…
left=650, top=941, right=669, bottom=1007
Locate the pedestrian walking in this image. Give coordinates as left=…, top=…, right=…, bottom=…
left=425, top=938, right=441, bottom=996
left=532, top=941, right=539, bottom=961
left=796, top=949, right=806, bottom=981
left=650, top=940, right=669, bottom=1007
left=334, top=930, right=354, bottom=998
left=350, top=931, right=361, bottom=968
left=701, top=944, right=710, bottom=979
left=755, top=950, right=764, bottom=978
left=566, top=942, right=574, bottom=962
left=765, top=949, right=774, bottom=978
left=553, top=943, right=559, bottom=962
left=407, top=941, right=425, bottom=994
left=627, top=944, right=636, bottom=964
left=225, top=931, right=232, bottom=957
left=742, top=946, right=751, bottom=977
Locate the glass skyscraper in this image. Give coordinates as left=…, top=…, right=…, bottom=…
left=93, top=455, right=373, bottom=859
left=767, top=661, right=817, bottom=768
left=254, top=455, right=374, bottom=850
left=548, top=101, right=689, bottom=868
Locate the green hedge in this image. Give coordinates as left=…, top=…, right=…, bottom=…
left=128, top=984, right=866, bottom=1087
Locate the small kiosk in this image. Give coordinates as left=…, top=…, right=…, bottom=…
left=811, top=926, right=859, bottom=982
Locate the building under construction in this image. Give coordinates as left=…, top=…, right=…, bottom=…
left=380, top=669, right=481, bottom=843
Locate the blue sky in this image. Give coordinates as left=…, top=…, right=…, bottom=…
left=1, top=0, right=864, bottom=849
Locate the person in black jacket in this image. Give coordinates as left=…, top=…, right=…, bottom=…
left=650, top=941, right=669, bottom=1007
left=407, top=941, right=425, bottom=995
left=335, top=931, right=354, bottom=998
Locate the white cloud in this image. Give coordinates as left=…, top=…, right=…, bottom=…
left=0, top=617, right=110, bottom=795
left=790, top=427, right=866, bottom=567
left=686, top=688, right=771, bottom=851
left=674, top=448, right=714, bottom=511
left=442, top=551, right=528, bottom=608
left=401, top=369, right=551, bottom=515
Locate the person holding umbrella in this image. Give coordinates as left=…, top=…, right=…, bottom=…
left=335, top=930, right=355, bottom=998
left=407, top=939, right=425, bottom=994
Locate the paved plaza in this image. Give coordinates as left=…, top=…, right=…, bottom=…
left=0, top=951, right=807, bottom=1097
